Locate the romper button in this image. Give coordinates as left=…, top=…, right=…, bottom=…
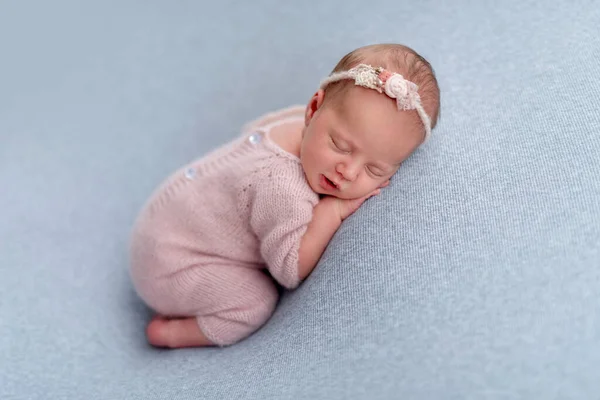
left=248, top=132, right=262, bottom=145
left=184, top=167, right=196, bottom=179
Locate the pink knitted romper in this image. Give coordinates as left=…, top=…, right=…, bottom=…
left=129, top=106, right=318, bottom=346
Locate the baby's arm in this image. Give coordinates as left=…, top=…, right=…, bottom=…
left=297, top=189, right=381, bottom=280
left=297, top=197, right=342, bottom=280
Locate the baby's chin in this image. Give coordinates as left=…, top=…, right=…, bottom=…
left=334, top=192, right=368, bottom=200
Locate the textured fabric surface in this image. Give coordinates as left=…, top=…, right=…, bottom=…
left=1, top=0, right=599, bottom=399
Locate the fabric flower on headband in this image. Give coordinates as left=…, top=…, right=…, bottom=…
left=319, top=64, right=432, bottom=141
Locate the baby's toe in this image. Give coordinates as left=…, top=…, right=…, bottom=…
left=146, top=318, right=171, bottom=348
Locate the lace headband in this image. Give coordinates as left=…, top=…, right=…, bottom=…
left=319, top=64, right=432, bottom=141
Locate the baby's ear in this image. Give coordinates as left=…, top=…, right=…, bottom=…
left=305, top=90, right=325, bottom=126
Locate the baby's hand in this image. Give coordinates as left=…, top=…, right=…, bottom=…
left=334, top=186, right=384, bottom=221
left=320, top=180, right=389, bottom=221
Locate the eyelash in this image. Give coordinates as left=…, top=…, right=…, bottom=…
left=331, top=137, right=349, bottom=153
left=367, top=166, right=384, bottom=177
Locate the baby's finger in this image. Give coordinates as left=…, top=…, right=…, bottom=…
left=368, top=188, right=381, bottom=198
left=379, top=180, right=390, bottom=188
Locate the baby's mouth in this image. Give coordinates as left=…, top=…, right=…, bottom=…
left=323, top=175, right=339, bottom=190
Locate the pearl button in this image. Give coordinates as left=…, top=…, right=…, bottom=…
left=248, top=132, right=261, bottom=145
left=184, top=167, right=196, bottom=179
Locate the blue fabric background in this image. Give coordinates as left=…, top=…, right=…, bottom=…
left=1, top=0, right=599, bottom=398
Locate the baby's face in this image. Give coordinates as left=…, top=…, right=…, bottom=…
left=300, top=86, right=424, bottom=200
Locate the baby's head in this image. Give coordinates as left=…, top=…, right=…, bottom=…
left=300, top=43, right=440, bottom=199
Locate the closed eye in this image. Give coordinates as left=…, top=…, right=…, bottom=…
left=367, top=166, right=385, bottom=177
left=330, top=136, right=350, bottom=153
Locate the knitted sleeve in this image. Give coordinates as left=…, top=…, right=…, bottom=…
left=249, top=162, right=318, bottom=289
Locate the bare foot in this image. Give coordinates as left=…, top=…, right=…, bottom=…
left=146, top=315, right=214, bottom=348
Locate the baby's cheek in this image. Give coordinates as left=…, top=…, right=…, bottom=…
left=353, top=181, right=378, bottom=198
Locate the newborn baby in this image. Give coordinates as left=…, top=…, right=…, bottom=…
left=129, top=43, right=441, bottom=348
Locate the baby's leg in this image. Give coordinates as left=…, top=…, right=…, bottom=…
left=146, top=264, right=279, bottom=348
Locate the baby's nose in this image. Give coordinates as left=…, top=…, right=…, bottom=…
left=337, top=163, right=359, bottom=182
